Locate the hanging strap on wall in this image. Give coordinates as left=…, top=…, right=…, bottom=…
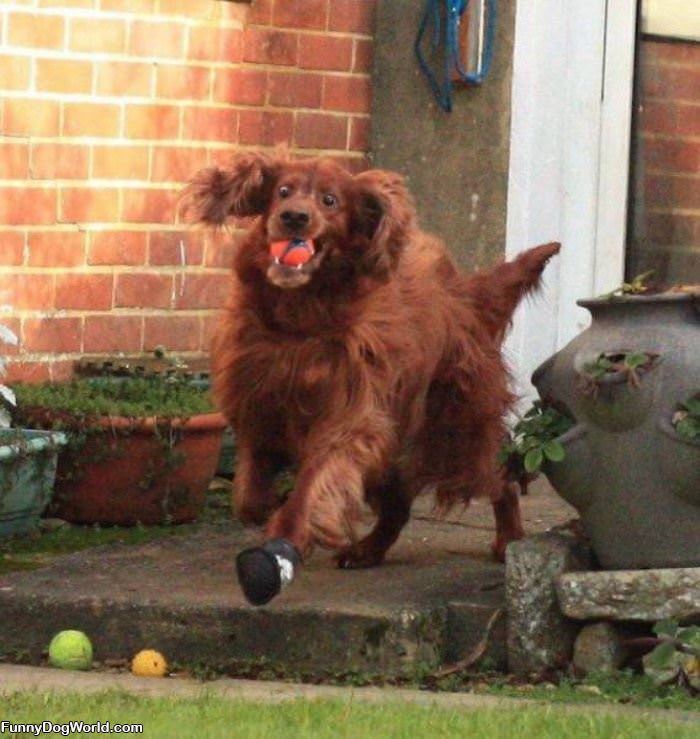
left=415, top=0, right=497, bottom=112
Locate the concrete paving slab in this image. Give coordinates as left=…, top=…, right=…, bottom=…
left=0, top=483, right=575, bottom=678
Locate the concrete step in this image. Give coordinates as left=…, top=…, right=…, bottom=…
left=0, top=485, right=574, bottom=679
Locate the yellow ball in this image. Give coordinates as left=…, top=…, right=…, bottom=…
left=131, top=649, right=168, bottom=678
left=48, top=630, right=93, bottom=671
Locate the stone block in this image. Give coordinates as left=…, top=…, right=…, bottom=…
left=557, top=568, right=700, bottom=622
left=572, top=622, right=626, bottom=674
left=506, top=531, right=592, bottom=675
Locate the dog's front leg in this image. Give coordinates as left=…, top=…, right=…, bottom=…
left=266, top=453, right=365, bottom=552
left=236, top=422, right=392, bottom=606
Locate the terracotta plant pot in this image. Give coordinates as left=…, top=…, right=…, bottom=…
left=532, top=292, right=700, bottom=569
left=49, top=412, right=226, bottom=525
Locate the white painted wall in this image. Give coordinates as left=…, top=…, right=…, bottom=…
left=504, top=0, right=637, bottom=406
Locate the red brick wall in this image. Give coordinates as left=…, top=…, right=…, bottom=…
left=0, top=0, right=375, bottom=381
left=630, top=39, right=700, bottom=284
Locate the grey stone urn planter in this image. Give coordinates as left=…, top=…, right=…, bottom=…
left=532, top=292, right=699, bottom=569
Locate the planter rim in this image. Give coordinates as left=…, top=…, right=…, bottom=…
left=578, top=291, right=698, bottom=308
left=23, top=408, right=227, bottom=432
left=0, top=429, right=67, bottom=461
left=93, top=411, right=227, bottom=432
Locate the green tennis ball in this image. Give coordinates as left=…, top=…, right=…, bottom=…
left=48, top=630, right=93, bottom=671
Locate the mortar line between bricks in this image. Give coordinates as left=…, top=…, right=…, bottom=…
left=2, top=51, right=246, bottom=68
left=2, top=50, right=372, bottom=70
left=1, top=89, right=372, bottom=107
left=642, top=95, right=700, bottom=106
left=4, top=7, right=246, bottom=29
left=641, top=133, right=700, bottom=144
left=6, top=351, right=210, bottom=364
left=644, top=171, right=700, bottom=179
left=645, top=206, right=700, bottom=216
left=0, top=135, right=370, bottom=147
left=0, top=224, right=245, bottom=233
left=28, top=266, right=231, bottom=275
left=0, top=665, right=697, bottom=725
left=641, top=60, right=700, bottom=70
left=245, top=24, right=373, bottom=42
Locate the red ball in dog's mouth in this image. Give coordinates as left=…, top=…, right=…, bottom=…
left=269, top=239, right=315, bottom=267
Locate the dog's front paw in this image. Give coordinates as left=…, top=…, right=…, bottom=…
left=236, top=538, right=300, bottom=605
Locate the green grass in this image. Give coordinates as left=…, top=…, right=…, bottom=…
left=478, top=671, right=700, bottom=713
left=0, top=691, right=695, bottom=739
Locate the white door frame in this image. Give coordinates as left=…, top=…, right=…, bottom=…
left=504, top=0, right=638, bottom=404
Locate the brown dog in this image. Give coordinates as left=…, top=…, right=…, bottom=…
left=183, top=151, right=560, bottom=604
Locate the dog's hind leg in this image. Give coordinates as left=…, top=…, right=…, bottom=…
left=335, top=469, right=412, bottom=569
left=490, top=480, right=525, bottom=562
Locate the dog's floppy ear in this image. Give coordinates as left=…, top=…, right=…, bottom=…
left=352, top=169, right=415, bottom=278
left=181, top=151, right=280, bottom=225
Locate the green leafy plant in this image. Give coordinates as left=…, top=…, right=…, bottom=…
left=672, top=393, right=700, bottom=442
left=499, top=401, right=575, bottom=476
left=0, top=321, right=18, bottom=428
left=12, top=376, right=214, bottom=420
left=11, top=377, right=215, bottom=499
left=642, top=620, right=700, bottom=692
left=580, top=351, right=659, bottom=395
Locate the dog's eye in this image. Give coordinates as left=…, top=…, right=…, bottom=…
left=322, top=193, right=338, bottom=208
left=279, top=185, right=292, bottom=198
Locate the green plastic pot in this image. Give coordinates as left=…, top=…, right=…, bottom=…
left=0, top=428, right=67, bottom=537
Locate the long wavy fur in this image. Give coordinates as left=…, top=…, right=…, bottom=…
left=186, top=152, right=560, bottom=559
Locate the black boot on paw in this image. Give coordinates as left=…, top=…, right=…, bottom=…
left=236, top=538, right=300, bottom=606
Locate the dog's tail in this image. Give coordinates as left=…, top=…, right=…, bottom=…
left=464, top=242, right=561, bottom=342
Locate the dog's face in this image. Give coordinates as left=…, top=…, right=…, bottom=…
left=264, top=159, right=354, bottom=288
left=182, top=153, right=414, bottom=289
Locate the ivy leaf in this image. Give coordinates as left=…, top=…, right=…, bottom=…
left=676, top=418, right=699, bottom=441
left=543, top=440, right=565, bottom=462
left=645, top=640, right=677, bottom=670
left=625, top=352, right=650, bottom=370
left=677, top=626, right=700, bottom=648
left=524, top=447, right=543, bottom=473
left=653, top=620, right=679, bottom=638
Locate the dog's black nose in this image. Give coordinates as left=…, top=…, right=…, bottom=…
left=280, top=210, right=310, bottom=231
